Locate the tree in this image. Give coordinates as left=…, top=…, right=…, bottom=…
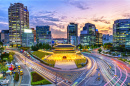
left=78, top=44, right=82, bottom=50
left=9, top=52, right=15, bottom=56
left=98, top=48, right=102, bottom=54
left=39, top=43, right=43, bottom=49
left=91, top=45, right=94, bottom=49
left=9, top=54, right=13, bottom=62
left=45, top=44, right=51, bottom=50
left=42, top=43, right=46, bottom=49
left=0, top=64, right=8, bottom=72
left=0, top=42, right=3, bottom=47
left=31, top=46, right=39, bottom=51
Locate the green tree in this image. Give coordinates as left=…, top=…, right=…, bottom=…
left=39, top=43, right=43, bottom=49
left=42, top=43, right=46, bottom=49
left=31, top=46, right=39, bottom=51
left=78, top=44, right=82, bottom=50
left=9, top=52, right=15, bottom=56
left=0, top=64, right=8, bottom=72
left=45, top=44, right=51, bottom=50
left=98, top=48, right=102, bottom=54
left=9, top=54, right=13, bottom=62
left=0, top=42, right=3, bottom=47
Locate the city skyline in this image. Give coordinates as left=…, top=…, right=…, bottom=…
left=0, top=0, right=130, bottom=38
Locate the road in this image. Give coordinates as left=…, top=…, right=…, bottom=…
left=14, top=54, right=31, bottom=86
left=6, top=48, right=130, bottom=86
left=88, top=48, right=130, bottom=86
left=7, top=49, right=94, bottom=86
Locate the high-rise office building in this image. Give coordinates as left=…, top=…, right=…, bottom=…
left=80, top=23, right=96, bottom=46
left=102, top=34, right=113, bottom=44
left=113, top=19, right=130, bottom=48
left=36, top=26, right=52, bottom=45
left=96, top=29, right=102, bottom=46
left=67, top=23, right=78, bottom=46
left=1, top=30, right=9, bottom=46
left=22, top=29, right=34, bottom=47
left=8, top=3, right=29, bottom=47
left=126, top=33, right=130, bottom=50
left=31, top=28, right=36, bottom=42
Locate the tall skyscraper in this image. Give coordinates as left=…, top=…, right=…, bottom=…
left=8, top=3, right=29, bottom=47
left=80, top=23, right=96, bottom=46
left=31, top=28, right=36, bottom=43
left=113, top=19, right=130, bottom=49
left=102, top=34, right=113, bottom=44
left=36, top=26, right=52, bottom=45
left=67, top=23, right=78, bottom=46
left=1, top=30, right=9, bottom=46
left=22, top=29, right=34, bottom=47
left=96, top=29, right=102, bottom=46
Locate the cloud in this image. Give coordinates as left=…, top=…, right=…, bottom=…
left=0, top=22, right=8, bottom=25
left=122, top=13, right=130, bottom=18
left=66, top=0, right=89, bottom=10
left=92, top=16, right=111, bottom=24
left=51, top=28, right=66, bottom=38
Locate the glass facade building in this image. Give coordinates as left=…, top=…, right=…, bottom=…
left=36, top=26, right=52, bottom=45
left=1, top=30, right=9, bottom=46
left=8, top=3, right=29, bottom=47
left=80, top=23, right=96, bottom=46
left=22, top=29, right=34, bottom=47
left=67, top=23, right=78, bottom=46
left=96, top=29, right=102, bottom=46
left=126, top=33, right=130, bottom=50
left=113, top=19, right=130, bottom=49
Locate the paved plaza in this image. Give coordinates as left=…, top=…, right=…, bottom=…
left=55, top=61, right=77, bottom=70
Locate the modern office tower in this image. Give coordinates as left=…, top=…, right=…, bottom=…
left=36, top=26, right=52, bottom=45
left=113, top=19, right=130, bottom=47
left=103, top=34, right=109, bottom=40
left=31, top=28, right=36, bottom=42
left=96, top=29, right=103, bottom=46
left=1, top=30, right=9, bottom=46
left=8, top=3, right=29, bottom=47
left=80, top=23, right=96, bottom=46
left=67, top=23, right=78, bottom=46
left=102, top=34, right=113, bottom=44
left=126, top=33, right=130, bottom=50
left=22, top=29, right=34, bottom=47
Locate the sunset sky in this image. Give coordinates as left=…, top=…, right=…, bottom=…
left=0, top=0, right=130, bottom=38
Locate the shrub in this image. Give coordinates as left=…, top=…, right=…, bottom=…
left=14, top=72, right=19, bottom=81
left=31, top=72, right=51, bottom=85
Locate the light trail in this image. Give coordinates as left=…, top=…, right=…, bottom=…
left=114, top=65, right=122, bottom=85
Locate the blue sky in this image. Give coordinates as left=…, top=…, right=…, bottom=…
left=0, top=0, right=130, bottom=38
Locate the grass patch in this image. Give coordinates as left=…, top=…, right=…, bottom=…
left=76, top=52, right=82, bottom=55
left=43, top=59, right=55, bottom=67
left=75, top=58, right=87, bottom=68
left=0, top=75, right=3, bottom=79
left=32, top=51, right=51, bottom=59
left=31, top=72, right=51, bottom=85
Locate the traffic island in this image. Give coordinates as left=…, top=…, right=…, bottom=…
left=31, top=72, right=51, bottom=85
left=31, top=44, right=88, bottom=70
